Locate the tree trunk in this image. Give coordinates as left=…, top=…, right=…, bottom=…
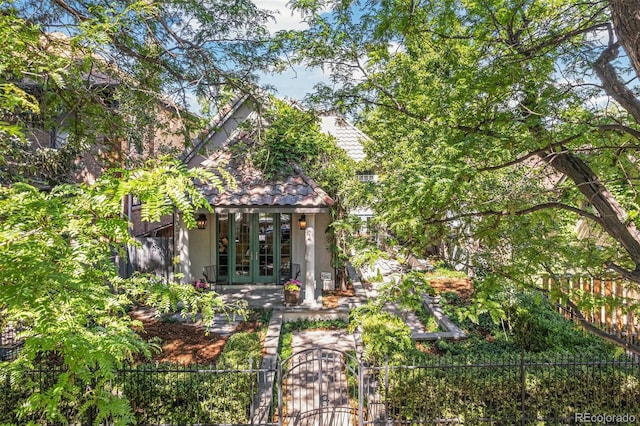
left=538, top=150, right=640, bottom=282
left=609, top=0, right=640, bottom=80
left=594, top=44, right=640, bottom=123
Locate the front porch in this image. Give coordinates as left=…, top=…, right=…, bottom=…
left=180, top=209, right=335, bottom=307
left=213, top=266, right=368, bottom=316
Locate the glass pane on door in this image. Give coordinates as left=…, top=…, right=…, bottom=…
left=234, top=213, right=251, bottom=277
left=258, top=213, right=275, bottom=279
left=217, top=214, right=229, bottom=279
left=280, top=214, right=292, bottom=282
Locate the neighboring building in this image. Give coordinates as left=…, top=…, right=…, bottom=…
left=6, top=32, right=191, bottom=189
left=4, top=32, right=200, bottom=282
left=318, top=114, right=378, bottom=236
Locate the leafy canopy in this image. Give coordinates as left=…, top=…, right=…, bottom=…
left=251, top=99, right=358, bottom=198
left=0, top=158, right=245, bottom=423
left=286, top=0, right=640, bottom=292
left=1, top=0, right=280, bottom=186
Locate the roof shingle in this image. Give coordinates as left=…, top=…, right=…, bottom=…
left=319, top=115, right=369, bottom=162
left=197, top=142, right=334, bottom=210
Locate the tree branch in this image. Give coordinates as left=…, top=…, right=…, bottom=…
left=604, top=261, right=640, bottom=284
left=564, top=296, right=640, bottom=354
left=609, top=0, right=640, bottom=80
left=519, top=21, right=610, bottom=58
left=427, top=202, right=603, bottom=226
left=598, top=123, right=640, bottom=139
left=477, top=124, right=640, bottom=174
left=594, top=43, right=640, bottom=123
left=477, top=134, right=582, bottom=172
left=540, top=149, right=640, bottom=267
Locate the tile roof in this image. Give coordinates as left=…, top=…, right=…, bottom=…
left=197, top=138, right=334, bottom=210
left=319, top=115, right=370, bottom=162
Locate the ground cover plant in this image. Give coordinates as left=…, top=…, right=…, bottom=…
left=430, top=290, right=623, bottom=359
left=413, top=304, right=441, bottom=334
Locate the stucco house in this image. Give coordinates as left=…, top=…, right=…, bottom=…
left=130, top=93, right=377, bottom=304
left=318, top=114, right=377, bottom=236
left=172, top=94, right=337, bottom=305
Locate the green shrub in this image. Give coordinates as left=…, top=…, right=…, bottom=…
left=433, top=289, right=620, bottom=359
left=382, top=354, right=640, bottom=423
left=350, top=305, right=413, bottom=362
left=509, top=292, right=615, bottom=354
left=118, top=362, right=256, bottom=424
left=218, top=331, right=262, bottom=366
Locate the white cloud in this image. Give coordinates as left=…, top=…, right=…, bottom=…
left=259, top=0, right=312, bottom=32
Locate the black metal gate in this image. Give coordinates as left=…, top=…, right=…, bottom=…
left=279, top=348, right=362, bottom=426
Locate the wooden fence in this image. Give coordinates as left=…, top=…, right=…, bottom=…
left=123, top=236, right=174, bottom=282
left=540, top=275, right=639, bottom=348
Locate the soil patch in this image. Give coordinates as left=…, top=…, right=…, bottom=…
left=415, top=341, right=446, bottom=356
left=428, top=278, right=474, bottom=302
left=322, top=285, right=356, bottom=308
left=130, top=309, right=262, bottom=365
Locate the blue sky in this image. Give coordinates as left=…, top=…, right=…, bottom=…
left=258, top=0, right=331, bottom=101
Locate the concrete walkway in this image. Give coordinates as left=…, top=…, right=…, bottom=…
left=216, top=284, right=284, bottom=309
left=291, top=329, right=357, bottom=352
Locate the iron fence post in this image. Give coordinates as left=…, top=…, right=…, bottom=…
left=318, top=348, right=323, bottom=426
left=278, top=360, right=283, bottom=426
left=249, top=357, right=254, bottom=426
left=384, top=356, right=389, bottom=424
left=358, top=358, right=364, bottom=426
left=521, top=351, right=526, bottom=426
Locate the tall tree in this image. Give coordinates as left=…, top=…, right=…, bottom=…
left=0, top=1, right=275, bottom=421
left=285, top=1, right=640, bottom=294
left=1, top=0, right=279, bottom=185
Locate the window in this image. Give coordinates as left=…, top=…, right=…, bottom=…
left=357, top=171, right=377, bottom=183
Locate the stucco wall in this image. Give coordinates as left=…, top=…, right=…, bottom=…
left=314, top=213, right=334, bottom=287
left=187, top=211, right=215, bottom=282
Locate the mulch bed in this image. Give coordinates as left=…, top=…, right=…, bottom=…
left=322, top=285, right=356, bottom=308
left=130, top=309, right=261, bottom=365
left=428, top=278, right=474, bottom=302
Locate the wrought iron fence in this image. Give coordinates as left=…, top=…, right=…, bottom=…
left=0, top=360, right=276, bottom=425
left=0, top=322, right=23, bottom=361
left=363, top=353, right=640, bottom=425
left=2, top=353, right=639, bottom=425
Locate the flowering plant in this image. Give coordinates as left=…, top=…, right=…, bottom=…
left=283, top=279, right=301, bottom=291
left=194, top=279, right=209, bottom=291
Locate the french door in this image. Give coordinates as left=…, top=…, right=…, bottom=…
left=216, top=213, right=291, bottom=284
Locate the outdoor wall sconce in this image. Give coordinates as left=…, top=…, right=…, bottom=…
left=298, top=214, right=307, bottom=230
left=196, top=214, right=208, bottom=230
